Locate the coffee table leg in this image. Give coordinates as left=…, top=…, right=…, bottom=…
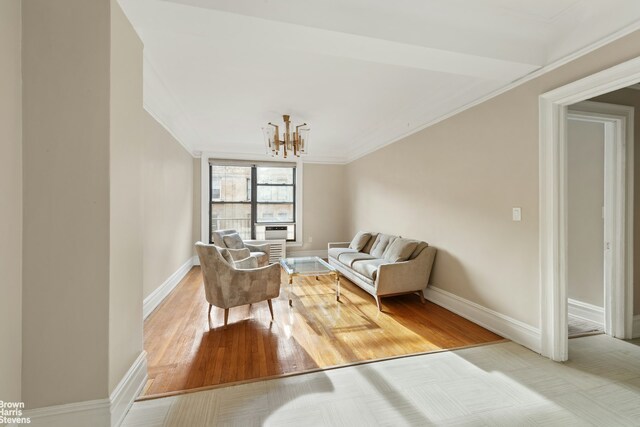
left=288, top=276, right=294, bottom=306
left=335, top=273, right=340, bottom=301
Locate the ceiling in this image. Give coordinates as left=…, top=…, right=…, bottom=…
left=119, top=0, right=640, bottom=163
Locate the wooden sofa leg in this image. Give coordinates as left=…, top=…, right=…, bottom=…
left=224, top=308, right=229, bottom=327
left=267, top=299, right=274, bottom=320
left=419, top=292, right=425, bottom=304
left=375, top=296, right=382, bottom=312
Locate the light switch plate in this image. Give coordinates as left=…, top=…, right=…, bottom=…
left=512, top=207, right=522, bottom=221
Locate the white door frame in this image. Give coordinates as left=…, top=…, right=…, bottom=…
left=539, top=56, right=639, bottom=361
left=567, top=102, right=634, bottom=337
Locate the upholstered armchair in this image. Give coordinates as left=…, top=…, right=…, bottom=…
left=195, top=242, right=281, bottom=326
left=211, top=229, right=271, bottom=267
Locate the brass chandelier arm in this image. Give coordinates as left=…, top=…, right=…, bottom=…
left=263, top=115, right=309, bottom=158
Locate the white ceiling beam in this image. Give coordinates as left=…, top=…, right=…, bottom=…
left=126, top=1, right=541, bottom=81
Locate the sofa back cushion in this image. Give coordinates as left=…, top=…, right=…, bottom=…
left=362, top=232, right=379, bottom=254
left=409, top=241, right=429, bottom=260
left=383, top=238, right=420, bottom=262
left=349, top=231, right=372, bottom=251
left=223, top=233, right=245, bottom=249
left=369, top=234, right=397, bottom=258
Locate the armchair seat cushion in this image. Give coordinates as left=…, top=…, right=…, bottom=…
left=328, top=247, right=357, bottom=259
left=352, top=259, right=389, bottom=280
left=337, top=252, right=376, bottom=267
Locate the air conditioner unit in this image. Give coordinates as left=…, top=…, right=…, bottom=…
left=265, top=226, right=288, bottom=240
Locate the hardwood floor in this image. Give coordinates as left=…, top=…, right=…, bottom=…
left=141, top=266, right=503, bottom=398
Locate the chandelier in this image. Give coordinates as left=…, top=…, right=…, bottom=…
left=262, top=115, right=310, bottom=158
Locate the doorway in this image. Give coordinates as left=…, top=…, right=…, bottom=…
left=539, top=59, right=638, bottom=361
left=566, top=102, right=634, bottom=339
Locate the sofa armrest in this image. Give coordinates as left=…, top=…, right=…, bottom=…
left=226, top=247, right=251, bottom=261
left=328, top=242, right=351, bottom=249
left=234, top=256, right=259, bottom=270
left=375, top=247, right=436, bottom=296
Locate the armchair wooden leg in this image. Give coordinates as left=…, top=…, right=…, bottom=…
left=224, top=308, right=229, bottom=327
left=375, top=296, right=382, bottom=312
left=208, top=304, right=212, bottom=316
left=267, top=299, right=274, bottom=321
left=419, top=292, right=425, bottom=304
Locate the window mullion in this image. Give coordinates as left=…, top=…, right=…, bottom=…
left=251, top=166, right=257, bottom=239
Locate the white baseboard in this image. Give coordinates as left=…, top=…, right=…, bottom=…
left=288, top=249, right=328, bottom=258
left=633, top=315, right=640, bottom=339
left=109, top=351, right=148, bottom=427
left=567, top=298, right=604, bottom=326
left=20, top=399, right=110, bottom=427
left=143, top=257, right=195, bottom=319
left=424, top=285, right=541, bottom=353
left=20, top=352, right=147, bottom=427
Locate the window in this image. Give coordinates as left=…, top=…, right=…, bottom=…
left=210, top=162, right=297, bottom=241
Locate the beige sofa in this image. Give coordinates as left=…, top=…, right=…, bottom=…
left=328, top=232, right=436, bottom=311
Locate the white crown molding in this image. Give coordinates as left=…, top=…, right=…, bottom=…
left=345, top=18, right=640, bottom=164
left=143, top=257, right=195, bottom=319
left=20, top=353, right=147, bottom=427
left=424, top=285, right=541, bottom=353
left=143, top=104, right=197, bottom=158
left=195, top=149, right=348, bottom=165
left=568, top=298, right=604, bottom=327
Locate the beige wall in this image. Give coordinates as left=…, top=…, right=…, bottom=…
left=297, top=164, right=349, bottom=253
left=345, top=29, right=640, bottom=328
left=109, top=0, right=144, bottom=392
left=0, top=0, right=22, bottom=403
left=591, top=88, right=640, bottom=315
left=567, top=119, right=605, bottom=308
left=22, top=0, right=111, bottom=407
left=142, top=112, right=195, bottom=299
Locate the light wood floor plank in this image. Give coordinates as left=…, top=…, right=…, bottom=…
left=141, top=266, right=503, bottom=398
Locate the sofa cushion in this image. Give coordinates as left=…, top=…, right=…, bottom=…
left=328, top=247, right=357, bottom=260
left=349, top=231, right=372, bottom=251
left=383, top=238, right=420, bottom=262
left=369, top=234, right=397, bottom=258
left=223, top=233, right=244, bottom=249
left=352, top=259, right=389, bottom=280
left=409, top=241, right=429, bottom=260
left=338, top=252, right=376, bottom=267
left=362, top=232, right=379, bottom=254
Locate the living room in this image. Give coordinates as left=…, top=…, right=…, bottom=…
left=3, top=1, right=640, bottom=426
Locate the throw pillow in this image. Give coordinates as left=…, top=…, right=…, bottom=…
left=369, top=234, right=397, bottom=258
left=223, top=233, right=244, bottom=250
left=349, top=231, right=372, bottom=251
left=383, top=238, right=420, bottom=262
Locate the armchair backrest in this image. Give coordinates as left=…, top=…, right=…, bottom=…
left=195, top=242, right=236, bottom=307
left=211, top=229, right=242, bottom=248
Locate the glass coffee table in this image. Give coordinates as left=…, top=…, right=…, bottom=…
left=280, top=256, right=341, bottom=306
